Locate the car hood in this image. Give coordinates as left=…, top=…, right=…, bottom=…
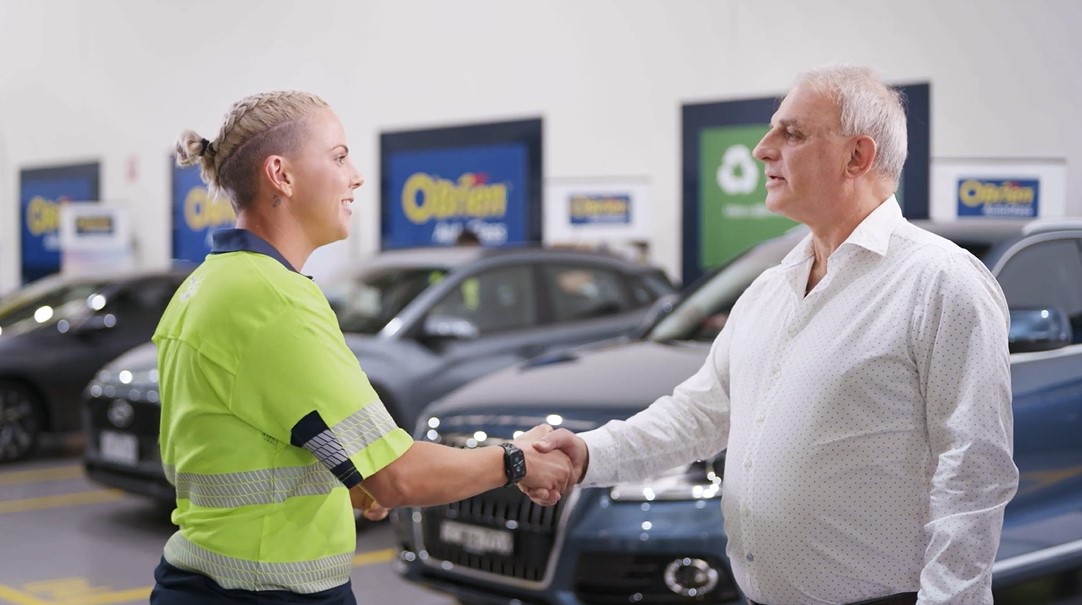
left=103, top=341, right=158, bottom=372
left=423, top=339, right=710, bottom=433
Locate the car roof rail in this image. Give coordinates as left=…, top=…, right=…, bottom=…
left=1022, top=217, right=1082, bottom=235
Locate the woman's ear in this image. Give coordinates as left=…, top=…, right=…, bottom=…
left=262, top=155, right=294, bottom=199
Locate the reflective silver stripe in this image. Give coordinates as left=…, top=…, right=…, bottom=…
left=332, top=400, right=399, bottom=458
left=163, top=463, right=176, bottom=486
left=164, top=532, right=351, bottom=593
left=170, top=463, right=340, bottom=508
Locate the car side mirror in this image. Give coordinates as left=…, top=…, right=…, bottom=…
left=420, top=315, right=480, bottom=341
left=1009, top=307, right=1072, bottom=353
left=632, top=293, right=679, bottom=339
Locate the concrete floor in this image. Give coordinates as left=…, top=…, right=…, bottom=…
left=0, top=448, right=454, bottom=605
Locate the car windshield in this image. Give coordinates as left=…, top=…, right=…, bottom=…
left=0, top=276, right=110, bottom=333
left=648, top=235, right=802, bottom=343
left=647, top=230, right=1004, bottom=344
left=324, top=267, right=450, bottom=334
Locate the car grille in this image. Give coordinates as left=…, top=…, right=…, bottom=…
left=573, top=553, right=739, bottom=604
left=420, top=486, right=566, bottom=582
left=83, top=393, right=160, bottom=462
left=416, top=432, right=570, bottom=584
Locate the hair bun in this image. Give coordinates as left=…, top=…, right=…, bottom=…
left=175, top=129, right=208, bottom=168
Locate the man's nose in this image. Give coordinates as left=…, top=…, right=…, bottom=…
left=753, top=134, right=775, bottom=162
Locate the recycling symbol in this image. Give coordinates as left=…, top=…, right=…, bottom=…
left=716, top=144, right=759, bottom=195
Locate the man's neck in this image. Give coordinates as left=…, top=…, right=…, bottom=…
left=807, top=185, right=893, bottom=263
left=803, top=184, right=894, bottom=294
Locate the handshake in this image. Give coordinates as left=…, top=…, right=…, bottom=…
left=512, top=424, right=589, bottom=507
left=353, top=424, right=588, bottom=520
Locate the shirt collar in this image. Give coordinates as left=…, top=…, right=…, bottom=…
left=843, top=194, right=904, bottom=257
left=209, top=228, right=302, bottom=275
left=779, top=194, right=904, bottom=269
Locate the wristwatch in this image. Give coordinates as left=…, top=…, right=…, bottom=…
left=499, top=442, right=527, bottom=486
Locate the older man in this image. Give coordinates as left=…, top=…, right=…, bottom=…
left=528, top=65, right=1018, bottom=605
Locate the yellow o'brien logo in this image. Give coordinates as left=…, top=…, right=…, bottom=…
left=958, top=179, right=1036, bottom=208
left=401, top=172, right=508, bottom=225
left=26, top=196, right=61, bottom=236
left=184, top=186, right=236, bottom=230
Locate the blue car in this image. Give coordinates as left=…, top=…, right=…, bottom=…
left=392, top=219, right=1082, bottom=604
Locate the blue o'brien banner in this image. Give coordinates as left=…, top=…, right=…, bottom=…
left=956, top=178, right=1039, bottom=218
left=171, top=163, right=235, bottom=263
left=380, top=119, right=543, bottom=250
left=569, top=194, right=631, bottom=225
left=386, top=145, right=526, bottom=248
left=19, top=163, right=100, bottom=284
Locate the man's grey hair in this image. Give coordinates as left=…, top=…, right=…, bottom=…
left=797, top=65, right=908, bottom=183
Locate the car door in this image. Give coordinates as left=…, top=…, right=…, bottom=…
left=530, top=262, right=655, bottom=353
left=995, top=235, right=1082, bottom=523
left=406, top=262, right=544, bottom=412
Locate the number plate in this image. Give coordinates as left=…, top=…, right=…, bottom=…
left=100, top=431, right=138, bottom=465
left=439, top=520, right=513, bottom=556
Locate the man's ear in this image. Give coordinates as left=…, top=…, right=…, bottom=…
left=846, top=135, right=877, bottom=179
left=262, top=155, right=294, bottom=199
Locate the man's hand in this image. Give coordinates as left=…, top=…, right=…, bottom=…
left=519, top=428, right=589, bottom=505
left=350, top=485, right=390, bottom=521
left=512, top=424, right=573, bottom=506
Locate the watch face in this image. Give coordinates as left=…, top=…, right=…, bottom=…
left=503, top=443, right=527, bottom=484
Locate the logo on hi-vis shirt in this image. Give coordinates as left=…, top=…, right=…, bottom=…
left=716, top=144, right=759, bottom=196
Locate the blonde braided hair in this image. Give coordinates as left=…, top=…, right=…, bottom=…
left=175, top=90, right=329, bottom=209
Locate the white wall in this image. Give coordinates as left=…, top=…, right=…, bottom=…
left=1, top=0, right=1080, bottom=292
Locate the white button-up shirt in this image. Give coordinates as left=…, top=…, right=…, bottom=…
left=579, top=197, right=1018, bottom=605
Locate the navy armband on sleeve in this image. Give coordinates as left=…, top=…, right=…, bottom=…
left=291, top=410, right=364, bottom=488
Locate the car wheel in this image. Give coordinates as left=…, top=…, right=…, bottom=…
left=0, top=380, right=44, bottom=462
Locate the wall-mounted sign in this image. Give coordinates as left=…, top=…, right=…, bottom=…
left=681, top=83, right=930, bottom=284
left=19, top=163, right=100, bottom=284
left=569, top=195, right=631, bottom=225
left=171, top=163, right=235, bottom=263
left=381, top=119, right=542, bottom=249
left=957, top=178, right=1039, bottom=218
left=931, top=159, right=1065, bottom=220
left=59, top=203, right=132, bottom=274
left=544, top=178, right=651, bottom=244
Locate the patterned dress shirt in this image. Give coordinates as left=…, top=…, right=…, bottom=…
left=579, top=197, right=1018, bottom=604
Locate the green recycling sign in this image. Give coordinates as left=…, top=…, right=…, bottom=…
left=699, top=125, right=796, bottom=269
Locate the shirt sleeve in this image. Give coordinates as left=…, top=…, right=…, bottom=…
left=579, top=322, right=734, bottom=486
left=230, top=302, right=413, bottom=487
left=912, top=254, right=1018, bottom=604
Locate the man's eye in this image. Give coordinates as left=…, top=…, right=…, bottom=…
left=336, top=156, right=346, bottom=164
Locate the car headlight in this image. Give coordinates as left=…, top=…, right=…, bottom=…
left=609, top=456, right=724, bottom=501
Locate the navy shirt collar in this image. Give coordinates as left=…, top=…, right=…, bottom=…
left=209, top=228, right=305, bottom=276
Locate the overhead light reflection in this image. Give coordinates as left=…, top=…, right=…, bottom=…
left=34, top=306, right=54, bottom=323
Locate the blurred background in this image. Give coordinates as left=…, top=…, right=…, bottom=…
left=2, top=2, right=1082, bottom=604
left=1, top=0, right=1079, bottom=292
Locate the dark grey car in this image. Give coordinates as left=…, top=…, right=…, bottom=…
left=0, top=267, right=193, bottom=462
left=81, top=246, right=676, bottom=499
